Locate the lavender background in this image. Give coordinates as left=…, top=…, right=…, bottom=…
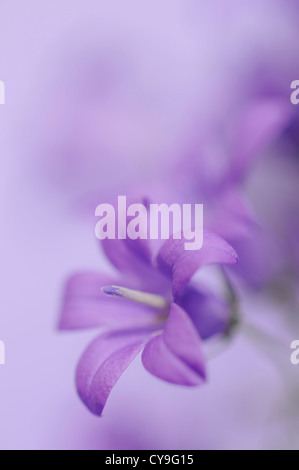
left=1, top=0, right=299, bottom=450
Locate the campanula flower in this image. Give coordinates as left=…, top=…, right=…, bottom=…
left=59, top=231, right=238, bottom=415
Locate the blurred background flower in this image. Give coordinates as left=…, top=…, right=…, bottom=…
left=1, top=0, right=299, bottom=450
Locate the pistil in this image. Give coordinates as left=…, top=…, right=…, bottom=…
left=102, top=285, right=170, bottom=312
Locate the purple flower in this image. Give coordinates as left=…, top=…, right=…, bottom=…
left=168, top=97, right=293, bottom=287
left=59, top=231, right=238, bottom=416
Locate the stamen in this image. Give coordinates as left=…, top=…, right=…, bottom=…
left=102, top=285, right=170, bottom=311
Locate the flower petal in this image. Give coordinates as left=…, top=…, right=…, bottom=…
left=207, top=187, right=256, bottom=241
left=175, top=284, right=230, bottom=339
left=232, top=98, right=291, bottom=181
left=101, top=238, right=170, bottom=295
left=100, top=196, right=152, bottom=270
left=101, top=237, right=151, bottom=275
left=142, top=303, right=206, bottom=386
left=59, top=272, right=163, bottom=330
left=157, top=230, right=238, bottom=296
left=76, top=331, right=147, bottom=416
left=99, top=196, right=171, bottom=295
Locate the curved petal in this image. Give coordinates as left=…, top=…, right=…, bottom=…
left=59, top=272, right=162, bottom=330
left=99, top=196, right=171, bottom=295
left=142, top=303, right=206, bottom=386
left=100, top=196, right=152, bottom=271
left=157, top=230, right=238, bottom=296
left=101, top=237, right=152, bottom=275
left=101, top=238, right=170, bottom=295
left=76, top=331, right=147, bottom=416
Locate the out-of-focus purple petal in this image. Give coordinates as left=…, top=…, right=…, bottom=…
left=59, top=272, right=163, bottom=330
left=231, top=98, right=291, bottom=181
left=76, top=331, right=147, bottom=416
left=207, top=187, right=257, bottom=241
left=100, top=196, right=152, bottom=269
left=175, top=284, right=230, bottom=339
left=101, top=236, right=152, bottom=272
left=231, top=229, right=285, bottom=288
left=101, top=239, right=171, bottom=295
left=142, top=303, right=206, bottom=386
left=157, top=231, right=238, bottom=296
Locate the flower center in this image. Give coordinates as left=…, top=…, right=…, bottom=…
left=102, top=285, right=170, bottom=312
